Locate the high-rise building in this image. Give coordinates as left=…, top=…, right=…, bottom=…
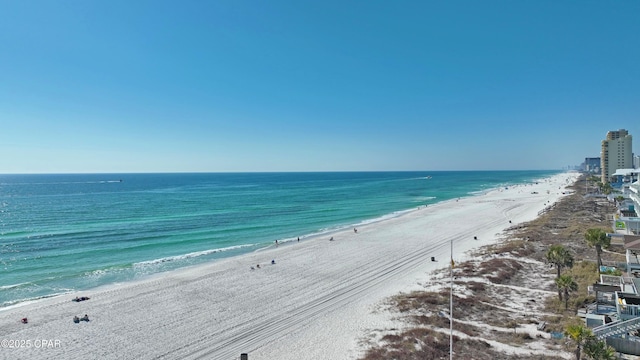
left=601, top=129, right=633, bottom=183
left=583, top=157, right=601, bottom=173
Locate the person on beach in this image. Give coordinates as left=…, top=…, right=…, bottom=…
left=271, top=259, right=275, bottom=265
left=329, top=237, right=334, bottom=241
left=354, top=228, right=357, bottom=233
left=297, top=237, right=299, bottom=242
left=73, top=316, right=80, bottom=323
left=81, top=314, right=89, bottom=321
left=275, top=240, right=278, bottom=246
left=21, top=318, right=28, bottom=324
left=256, top=264, right=260, bottom=269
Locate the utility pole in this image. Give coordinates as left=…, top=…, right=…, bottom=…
left=450, top=239, right=453, bottom=360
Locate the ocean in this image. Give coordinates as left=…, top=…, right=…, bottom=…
left=0, top=170, right=561, bottom=308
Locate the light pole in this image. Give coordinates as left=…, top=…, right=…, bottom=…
left=450, top=239, right=453, bottom=360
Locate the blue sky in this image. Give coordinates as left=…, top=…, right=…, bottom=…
left=1, top=1, right=639, bottom=173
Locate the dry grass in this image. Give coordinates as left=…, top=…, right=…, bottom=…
left=394, top=291, right=448, bottom=313
left=361, top=324, right=560, bottom=360
left=482, top=239, right=536, bottom=258
left=360, top=326, right=503, bottom=360
left=476, top=258, right=524, bottom=284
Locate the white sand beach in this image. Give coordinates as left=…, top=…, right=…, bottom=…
left=0, top=172, right=580, bottom=360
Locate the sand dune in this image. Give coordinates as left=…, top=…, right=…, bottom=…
left=0, top=172, right=579, bottom=360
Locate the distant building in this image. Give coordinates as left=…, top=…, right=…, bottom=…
left=635, top=154, right=640, bottom=169
left=583, top=157, right=601, bottom=173
left=602, top=129, right=633, bottom=183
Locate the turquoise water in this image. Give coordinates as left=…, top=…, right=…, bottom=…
left=0, top=171, right=561, bottom=307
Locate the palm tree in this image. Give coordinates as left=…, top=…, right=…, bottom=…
left=555, top=274, right=578, bottom=310
left=584, top=228, right=611, bottom=271
left=583, top=336, right=616, bottom=360
left=588, top=175, right=600, bottom=182
left=565, top=324, right=592, bottom=360
left=546, top=244, right=574, bottom=300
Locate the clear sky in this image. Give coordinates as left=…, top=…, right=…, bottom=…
left=1, top=1, right=639, bottom=173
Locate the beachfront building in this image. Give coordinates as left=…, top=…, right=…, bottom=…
left=590, top=261, right=640, bottom=354
left=610, top=169, right=640, bottom=192
left=629, top=180, right=640, bottom=219
left=587, top=167, right=640, bottom=354
left=608, top=179, right=640, bottom=239
left=588, top=235, right=640, bottom=355
left=623, top=236, right=640, bottom=275
left=601, top=129, right=633, bottom=183
left=611, top=177, right=640, bottom=232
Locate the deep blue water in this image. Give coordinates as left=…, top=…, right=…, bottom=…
left=0, top=171, right=561, bottom=307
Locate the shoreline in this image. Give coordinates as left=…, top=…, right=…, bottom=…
left=0, top=172, right=579, bottom=359
left=1, top=172, right=561, bottom=311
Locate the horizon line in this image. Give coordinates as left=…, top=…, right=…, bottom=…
left=0, top=169, right=568, bottom=175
